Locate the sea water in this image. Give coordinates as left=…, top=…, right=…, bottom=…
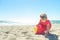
left=51, top=20, right=60, bottom=24
left=0, top=20, right=60, bottom=25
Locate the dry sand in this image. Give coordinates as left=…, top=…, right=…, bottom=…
left=0, top=24, right=60, bottom=40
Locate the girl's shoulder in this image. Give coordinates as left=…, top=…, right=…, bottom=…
left=46, top=20, right=51, bottom=25
left=46, top=20, right=51, bottom=22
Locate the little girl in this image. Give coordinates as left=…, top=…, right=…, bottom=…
left=36, top=13, right=51, bottom=35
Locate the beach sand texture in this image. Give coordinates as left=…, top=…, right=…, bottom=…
left=0, top=24, right=60, bottom=40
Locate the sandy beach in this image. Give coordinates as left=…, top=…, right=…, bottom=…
left=0, top=24, right=60, bottom=40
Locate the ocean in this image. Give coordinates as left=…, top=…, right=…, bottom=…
left=51, top=20, right=60, bottom=24
left=0, top=20, right=60, bottom=25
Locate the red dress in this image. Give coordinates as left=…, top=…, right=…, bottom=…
left=36, top=19, right=51, bottom=34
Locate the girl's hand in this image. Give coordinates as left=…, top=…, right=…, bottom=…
left=45, top=31, right=49, bottom=34
left=44, top=31, right=49, bottom=38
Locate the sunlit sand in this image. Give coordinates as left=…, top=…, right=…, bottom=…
left=0, top=24, right=60, bottom=40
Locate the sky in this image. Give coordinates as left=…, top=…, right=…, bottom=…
left=0, top=0, right=60, bottom=24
